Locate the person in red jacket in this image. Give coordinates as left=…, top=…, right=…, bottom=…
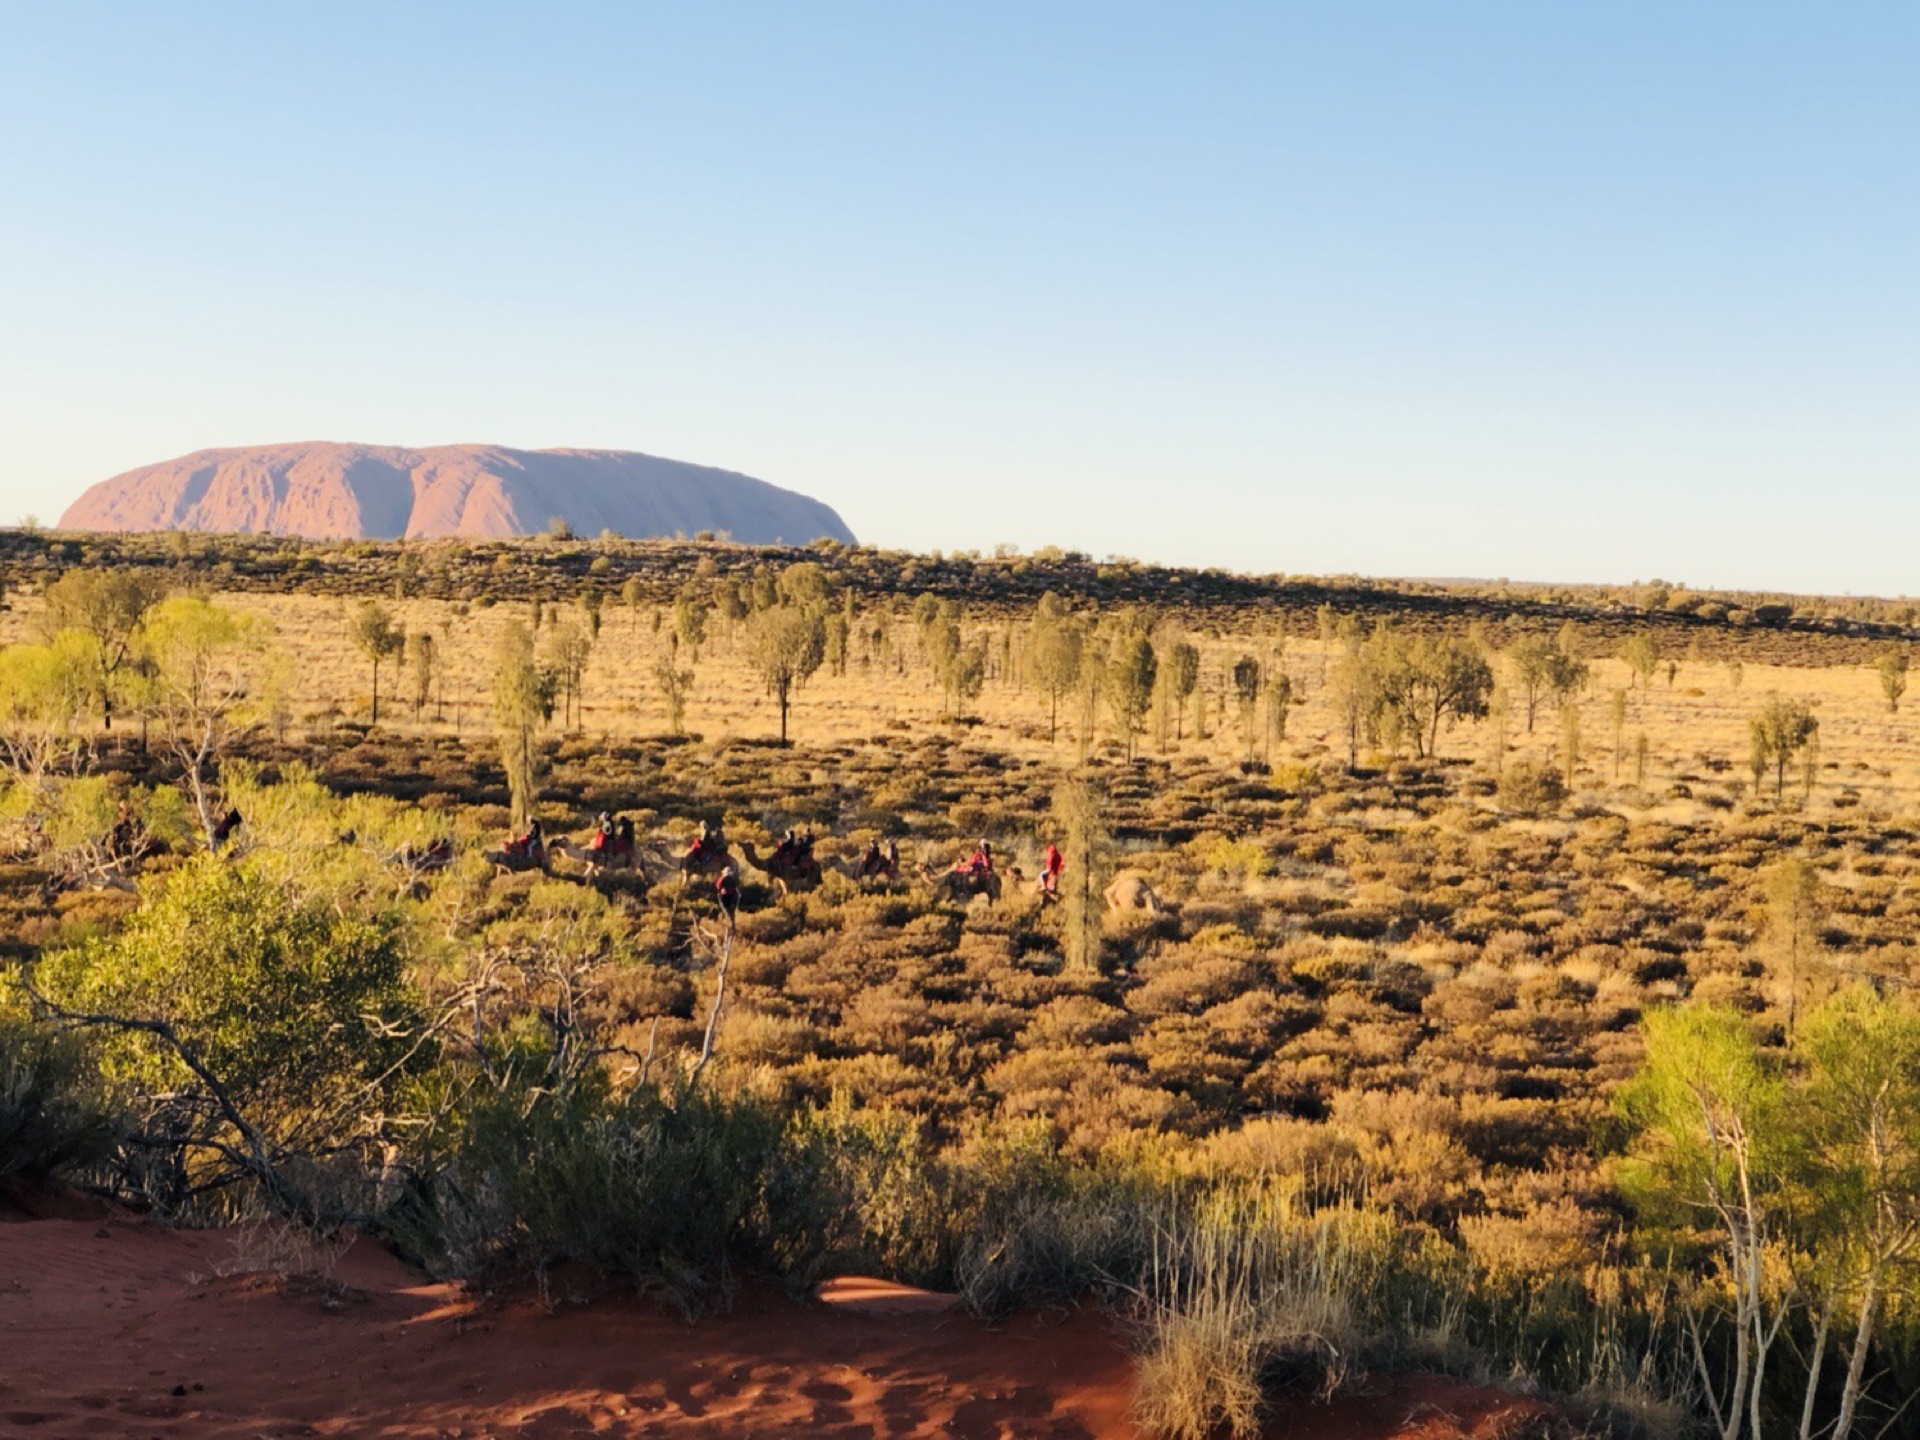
left=1040, top=842, right=1065, bottom=900
left=956, top=838, right=993, bottom=875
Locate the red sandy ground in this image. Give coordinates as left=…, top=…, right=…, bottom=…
left=0, top=1210, right=1565, bottom=1440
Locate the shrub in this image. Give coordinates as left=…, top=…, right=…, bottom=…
left=1499, top=759, right=1567, bottom=814
left=756, top=1097, right=944, bottom=1288
left=398, top=1077, right=780, bottom=1313
left=32, top=856, right=418, bottom=1213
left=1133, top=1186, right=1380, bottom=1439
left=0, top=1011, right=113, bottom=1190
left=949, top=1126, right=1161, bottom=1315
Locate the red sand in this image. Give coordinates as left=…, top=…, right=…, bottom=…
left=0, top=1214, right=1562, bottom=1439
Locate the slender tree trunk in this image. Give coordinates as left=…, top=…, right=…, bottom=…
left=1832, top=1276, right=1882, bottom=1440
left=370, top=660, right=380, bottom=724
left=1797, top=1301, right=1832, bottom=1440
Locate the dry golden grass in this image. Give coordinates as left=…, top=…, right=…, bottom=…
left=8, top=583, right=1913, bottom=819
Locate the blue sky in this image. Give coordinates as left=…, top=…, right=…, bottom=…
left=1, top=5, right=1915, bottom=594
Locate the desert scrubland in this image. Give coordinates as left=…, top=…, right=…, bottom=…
left=4, top=530, right=1920, bottom=1439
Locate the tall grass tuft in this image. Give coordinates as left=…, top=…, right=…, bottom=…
left=1133, top=1183, right=1382, bottom=1440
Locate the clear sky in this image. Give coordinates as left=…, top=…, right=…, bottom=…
left=1, top=4, right=1915, bottom=595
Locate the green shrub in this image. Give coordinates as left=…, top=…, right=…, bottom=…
left=0, top=1012, right=113, bottom=1189
left=396, top=1077, right=780, bottom=1314
left=948, top=1127, right=1165, bottom=1314
left=756, top=1096, right=944, bottom=1288
left=33, top=855, right=419, bottom=1212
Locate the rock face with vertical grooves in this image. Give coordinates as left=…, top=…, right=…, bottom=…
left=57, top=442, right=857, bottom=544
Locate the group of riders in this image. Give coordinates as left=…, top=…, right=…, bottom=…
left=498, top=812, right=639, bottom=870
left=494, top=811, right=1069, bottom=916
left=107, top=794, right=1069, bottom=921
left=947, top=836, right=1067, bottom=899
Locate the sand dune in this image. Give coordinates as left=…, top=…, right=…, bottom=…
left=0, top=1213, right=1561, bottom=1439
left=57, top=442, right=857, bottom=545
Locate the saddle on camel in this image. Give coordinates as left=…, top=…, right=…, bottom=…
left=953, top=839, right=995, bottom=877
left=496, top=819, right=547, bottom=872
left=747, top=827, right=825, bottom=891
left=680, top=821, right=730, bottom=879
left=857, top=838, right=900, bottom=882
left=589, top=814, right=638, bottom=864
left=930, top=839, right=1006, bottom=902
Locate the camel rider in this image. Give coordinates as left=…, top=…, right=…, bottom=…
left=615, top=816, right=636, bottom=854
left=860, top=839, right=886, bottom=878
left=687, top=821, right=716, bottom=861
left=1041, top=842, right=1065, bottom=896
left=961, top=839, right=993, bottom=875
left=715, top=864, right=740, bottom=918
left=509, top=818, right=544, bottom=863
left=773, top=828, right=797, bottom=865
left=211, top=807, right=244, bottom=851
left=110, top=800, right=140, bottom=860
left=886, top=840, right=900, bottom=875
left=590, top=812, right=613, bottom=851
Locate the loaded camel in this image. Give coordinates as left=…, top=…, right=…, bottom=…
left=844, top=838, right=904, bottom=887
left=739, top=827, right=906, bottom=893
left=739, top=839, right=824, bottom=893
left=390, top=836, right=457, bottom=889
left=920, top=839, right=1024, bottom=905
left=675, top=824, right=736, bottom=883
left=550, top=815, right=650, bottom=878
left=927, top=864, right=1014, bottom=904
left=42, top=801, right=162, bottom=897
left=484, top=820, right=549, bottom=873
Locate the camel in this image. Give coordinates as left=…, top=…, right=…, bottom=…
left=483, top=842, right=548, bottom=874
left=391, top=837, right=456, bottom=876
left=922, top=862, right=1026, bottom=905
left=840, top=856, right=903, bottom=887
left=1104, top=871, right=1164, bottom=914
left=551, top=833, right=649, bottom=878
left=676, top=835, right=736, bottom=882
left=929, top=865, right=1002, bottom=904
left=739, top=841, right=824, bottom=892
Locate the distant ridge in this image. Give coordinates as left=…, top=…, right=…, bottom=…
left=57, top=442, right=857, bottom=545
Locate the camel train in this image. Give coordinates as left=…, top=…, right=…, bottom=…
left=482, top=812, right=1165, bottom=915
left=57, top=799, right=1168, bottom=920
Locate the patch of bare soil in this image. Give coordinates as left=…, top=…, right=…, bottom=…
left=0, top=1217, right=1566, bottom=1439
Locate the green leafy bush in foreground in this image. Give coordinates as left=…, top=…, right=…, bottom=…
left=29, top=855, right=419, bottom=1214
left=0, top=1011, right=113, bottom=1190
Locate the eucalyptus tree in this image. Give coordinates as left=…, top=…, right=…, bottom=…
left=40, top=568, right=168, bottom=731
left=748, top=604, right=826, bottom=745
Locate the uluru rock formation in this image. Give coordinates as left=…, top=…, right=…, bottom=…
left=57, top=442, right=857, bottom=545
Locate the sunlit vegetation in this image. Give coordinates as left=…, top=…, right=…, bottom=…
left=5, top=529, right=1920, bottom=1437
